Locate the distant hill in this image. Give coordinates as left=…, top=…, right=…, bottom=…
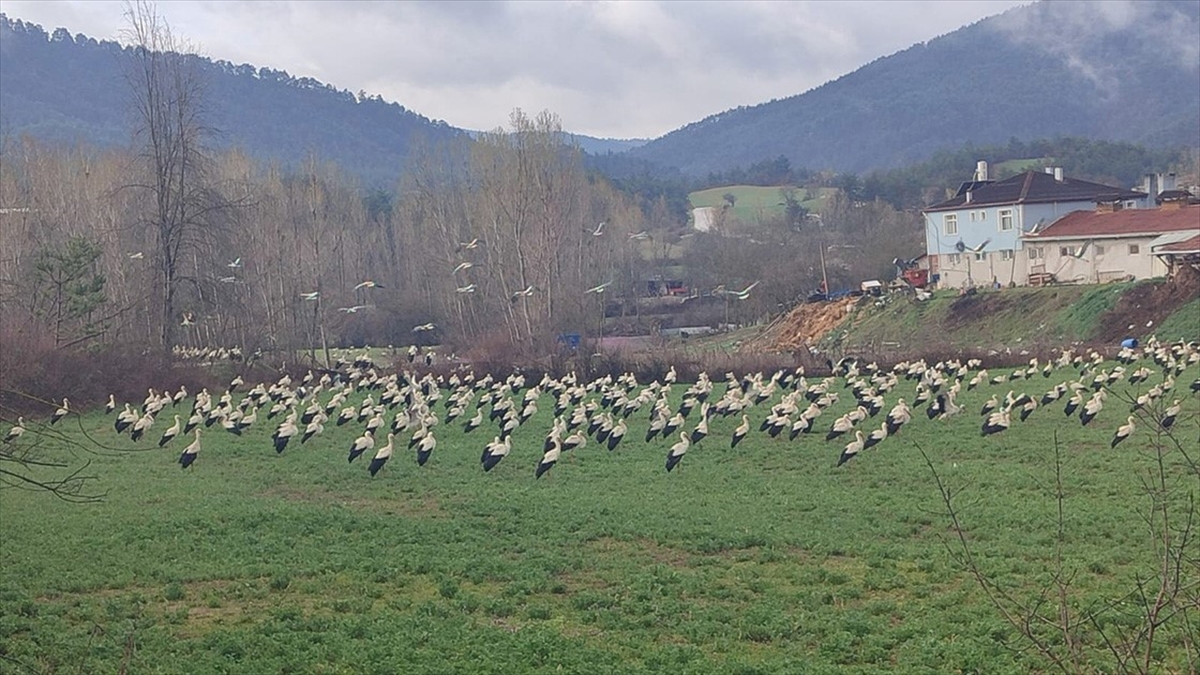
left=629, top=0, right=1200, bottom=176
left=0, top=15, right=467, bottom=186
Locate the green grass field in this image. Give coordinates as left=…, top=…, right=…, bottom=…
left=689, top=186, right=833, bottom=226
left=2, top=357, right=1198, bottom=674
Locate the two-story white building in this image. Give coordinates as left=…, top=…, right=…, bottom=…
left=922, top=162, right=1147, bottom=288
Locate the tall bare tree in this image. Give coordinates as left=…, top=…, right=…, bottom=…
left=122, top=1, right=223, bottom=348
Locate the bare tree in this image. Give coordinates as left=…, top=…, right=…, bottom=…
left=122, top=1, right=225, bottom=348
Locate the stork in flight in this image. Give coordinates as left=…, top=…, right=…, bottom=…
left=354, top=280, right=384, bottom=290
left=511, top=286, right=535, bottom=303
left=720, top=281, right=760, bottom=300
left=453, top=262, right=473, bottom=275
left=585, top=280, right=613, bottom=294
left=300, top=291, right=320, bottom=301
left=338, top=305, right=370, bottom=313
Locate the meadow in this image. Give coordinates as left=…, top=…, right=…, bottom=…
left=1, top=355, right=1198, bottom=674
left=688, top=186, right=833, bottom=225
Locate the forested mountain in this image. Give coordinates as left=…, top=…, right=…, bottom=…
left=0, top=14, right=464, bottom=186
left=629, top=0, right=1200, bottom=176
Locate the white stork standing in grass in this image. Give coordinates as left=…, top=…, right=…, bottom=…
left=368, top=434, right=394, bottom=477
left=607, top=418, right=627, bottom=451
left=837, top=431, right=865, bottom=467
left=731, top=414, right=749, bottom=448
left=348, top=429, right=374, bottom=463
left=862, top=422, right=888, bottom=451
left=689, top=414, right=709, bottom=445
left=981, top=407, right=1012, bottom=437
left=130, top=412, right=155, bottom=442
left=788, top=415, right=812, bottom=440
left=665, top=431, right=690, bottom=472
left=481, top=435, right=511, bottom=472
left=1160, top=400, right=1180, bottom=429
left=50, top=398, right=69, bottom=425
left=115, top=404, right=137, bottom=434
left=826, top=413, right=855, bottom=441
left=105, top=394, right=115, bottom=415
left=416, top=432, right=436, bottom=466
left=1111, top=416, right=1136, bottom=448
left=301, top=413, right=326, bottom=443
left=179, top=429, right=201, bottom=468
left=536, top=442, right=561, bottom=479
left=158, top=415, right=182, bottom=447
left=273, top=415, right=298, bottom=454
left=1080, top=390, right=1106, bottom=426
left=885, top=399, right=910, bottom=436
left=4, top=417, right=25, bottom=443
left=1064, top=389, right=1084, bottom=417
left=562, top=430, right=587, bottom=453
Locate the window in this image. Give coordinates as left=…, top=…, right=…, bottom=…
left=999, top=209, right=1013, bottom=231
left=944, top=214, right=958, bottom=236
left=1094, top=244, right=1104, bottom=256
left=979, top=210, right=987, bottom=221
left=970, top=212, right=977, bottom=222
left=1060, top=246, right=1078, bottom=257
left=1028, top=247, right=1043, bottom=260
left=975, top=251, right=987, bottom=261
left=1001, top=249, right=1014, bottom=261
left=947, top=253, right=961, bottom=265
left=1128, top=244, right=1140, bottom=255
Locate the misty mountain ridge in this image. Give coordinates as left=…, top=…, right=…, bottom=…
left=1, top=1, right=1197, bottom=184
left=629, top=0, right=1200, bottom=175
left=0, top=13, right=647, bottom=185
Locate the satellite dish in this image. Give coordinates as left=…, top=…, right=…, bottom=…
left=955, top=241, right=966, bottom=253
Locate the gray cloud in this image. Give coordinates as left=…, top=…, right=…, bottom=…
left=990, top=0, right=1199, bottom=93
left=1, top=0, right=1028, bottom=138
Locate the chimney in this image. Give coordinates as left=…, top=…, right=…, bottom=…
left=1162, top=172, right=1177, bottom=192
left=975, top=160, right=988, bottom=182
left=965, top=190, right=973, bottom=204
left=1142, top=173, right=1159, bottom=203
left=1044, top=167, right=1055, bottom=175
left=1054, top=167, right=1064, bottom=182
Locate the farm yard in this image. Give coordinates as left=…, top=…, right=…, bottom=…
left=2, top=344, right=1198, bottom=674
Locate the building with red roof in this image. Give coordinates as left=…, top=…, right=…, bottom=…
left=1022, top=200, right=1199, bottom=284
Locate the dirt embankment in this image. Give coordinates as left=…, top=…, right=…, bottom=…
left=747, top=298, right=857, bottom=352
left=1095, top=265, right=1200, bottom=342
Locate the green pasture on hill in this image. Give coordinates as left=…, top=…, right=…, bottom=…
left=2, top=357, right=1198, bottom=674
left=689, top=186, right=833, bottom=226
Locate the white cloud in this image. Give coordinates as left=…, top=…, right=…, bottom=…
left=0, top=0, right=1030, bottom=138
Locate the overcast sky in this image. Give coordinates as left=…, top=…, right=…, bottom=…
left=0, top=0, right=1030, bottom=139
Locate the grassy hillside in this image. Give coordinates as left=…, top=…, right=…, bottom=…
left=689, top=186, right=832, bottom=224
left=819, top=280, right=1199, bottom=356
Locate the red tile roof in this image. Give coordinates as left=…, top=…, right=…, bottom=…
left=924, top=171, right=1146, bottom=212
left=1156, top=233, right=1200, bottom=254
left=1025, top=205, right=1200, bottom=241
